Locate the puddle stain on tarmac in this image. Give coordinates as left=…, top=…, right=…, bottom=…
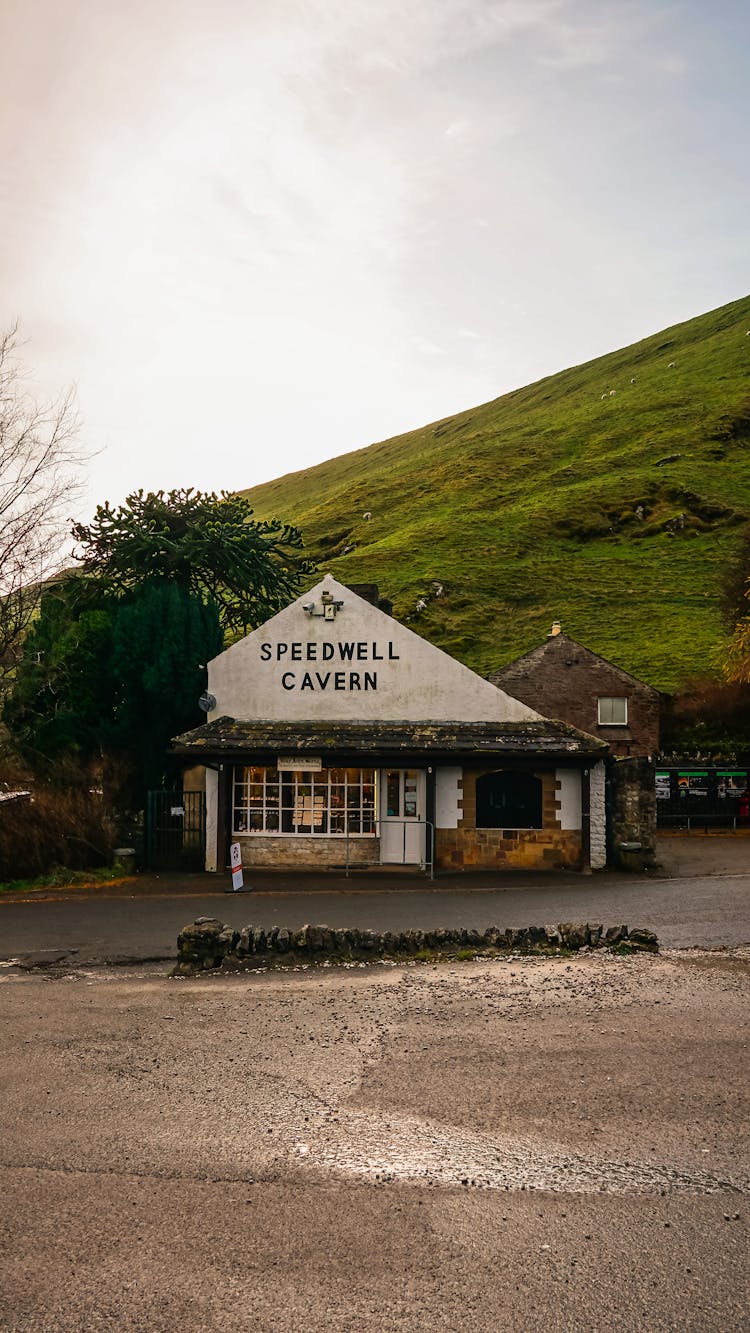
left=291, top=1109, right=749, bottom=1197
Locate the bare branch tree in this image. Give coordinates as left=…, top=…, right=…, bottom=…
left=0, top=323, right=84, bottom=680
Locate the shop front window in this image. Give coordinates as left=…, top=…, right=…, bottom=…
left=233, top=765, right=376, bottom=836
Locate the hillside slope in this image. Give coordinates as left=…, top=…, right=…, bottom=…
left=242, top=295, right=750, bottom=691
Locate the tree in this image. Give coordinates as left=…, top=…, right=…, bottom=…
left=108, top=582, right=223, bottom=795
left=724, top=531, right=750, bottom=684
left=7, top=487, right=312, bottom=806
left=71, top=488, right=315, bottom=637
left=3, top=578, right=117, bottom=766
left=5, top=579, right=223, bottom=804
left=725, top=616, right=750, bottom=685
left=0, top=324, right=83, bottom=679
left=662, top=675, right=750, bottom=754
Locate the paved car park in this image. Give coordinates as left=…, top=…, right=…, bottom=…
left=1, top=834, right=748, bottom=1331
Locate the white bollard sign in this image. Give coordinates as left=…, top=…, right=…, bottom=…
left=229, top=841, right=244, bottom=891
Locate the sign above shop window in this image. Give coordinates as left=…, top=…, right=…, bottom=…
left=277, top=756, right=323, bottom=771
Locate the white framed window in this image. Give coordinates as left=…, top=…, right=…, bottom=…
left=232, top=765, right=376, bottom=836
left=597, top=696, right=628, bottom=726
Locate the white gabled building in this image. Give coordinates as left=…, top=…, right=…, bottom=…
left=172, top=575, right=608, bottom=874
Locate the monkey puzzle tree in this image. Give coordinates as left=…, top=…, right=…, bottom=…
left=71, top=488, right=315, bottom=637
left=108, top=581, right=224, bottom=796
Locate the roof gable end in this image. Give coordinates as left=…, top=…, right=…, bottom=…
left=208, top=575, right=541, bottom=724
left=490, top=631, right=659, bottom=695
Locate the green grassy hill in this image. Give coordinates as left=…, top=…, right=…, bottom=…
left=243, top=295, right=750, bottom=691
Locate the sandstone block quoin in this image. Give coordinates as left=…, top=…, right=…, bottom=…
left=173, top=917, right=659, bottom=974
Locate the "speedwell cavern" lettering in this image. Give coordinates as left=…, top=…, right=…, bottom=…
left=259, top=640, right=400, bottom=691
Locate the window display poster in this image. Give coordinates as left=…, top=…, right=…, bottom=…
left=655, top=772, right=671, bottom=800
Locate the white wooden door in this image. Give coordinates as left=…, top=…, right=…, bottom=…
left=379, top=769, right=426, bottom=864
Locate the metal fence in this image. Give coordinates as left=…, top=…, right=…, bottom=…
left=656, top=766, right=750, bottom=829
left=344, top=819, right=435, bottom=879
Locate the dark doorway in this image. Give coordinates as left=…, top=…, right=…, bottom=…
left=476, top=771, right=543, bottom=830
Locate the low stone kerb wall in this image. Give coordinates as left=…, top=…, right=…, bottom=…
left=174, top=917, right=659, bottom=974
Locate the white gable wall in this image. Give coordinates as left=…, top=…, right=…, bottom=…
left=208, top=575, right=539, bottom=724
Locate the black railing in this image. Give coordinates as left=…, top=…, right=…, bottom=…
left=656, top=766, right=750, bottom=829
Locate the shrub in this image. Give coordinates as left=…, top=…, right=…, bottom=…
left=0, top=784, right=116, bottom=881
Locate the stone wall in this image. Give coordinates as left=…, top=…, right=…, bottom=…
left=436, top=827, right=582, bottom=871
left=436, top=766, right=583, bottom=871
left=234, top=834, right=377, bottom=869
left=174, top=916, right=659, bottom=974
left=606, top=756, right=657, bottom=869
left=590, top=761, right=607, bottom=870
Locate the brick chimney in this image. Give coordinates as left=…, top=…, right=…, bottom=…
left=549, top=621, right=562, bottom=637
left=346, top=583, right=393, bottom=617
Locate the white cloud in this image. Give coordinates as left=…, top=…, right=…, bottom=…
left=0, top=0, right=746, bottom=512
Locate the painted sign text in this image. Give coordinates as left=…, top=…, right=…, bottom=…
left=260, top=640, right=400, bottom=663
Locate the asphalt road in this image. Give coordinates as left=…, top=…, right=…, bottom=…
left=2, top=869, right=750, bottom=964
left=1, top=949, right=748, bottom=1331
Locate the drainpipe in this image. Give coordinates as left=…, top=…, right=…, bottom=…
left=425, top=765, right=437, bottom=874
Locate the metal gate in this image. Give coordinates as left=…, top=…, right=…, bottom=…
left=145, top=790, right=206, bottom=871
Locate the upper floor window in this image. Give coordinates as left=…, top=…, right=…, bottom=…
left=598, top=696, right=628, bottom=726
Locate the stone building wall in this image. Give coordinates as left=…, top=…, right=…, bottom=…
left=436, top=826, right=583, bottom=870
left=606, top=756, right=657, bottom=868
left=489, top=634, right=660, bottom=757
left=235, top=835, right=377, bottom=869
left=436, top=767, right=583, bottom=870
left=590, top=761, right=607, bottom=870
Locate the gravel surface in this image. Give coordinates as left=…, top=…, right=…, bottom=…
left=1, top=949, right=748, bottom=1331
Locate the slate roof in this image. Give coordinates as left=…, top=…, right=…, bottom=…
left=171, top=717, right=607, bottom=761
left=489, top=631, right=660, bottom=696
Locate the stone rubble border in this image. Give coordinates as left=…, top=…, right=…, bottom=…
left=173, top=918, right=659, bottom=975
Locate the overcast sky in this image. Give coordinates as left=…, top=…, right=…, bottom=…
left=2, top=0, right=748, bottom=518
